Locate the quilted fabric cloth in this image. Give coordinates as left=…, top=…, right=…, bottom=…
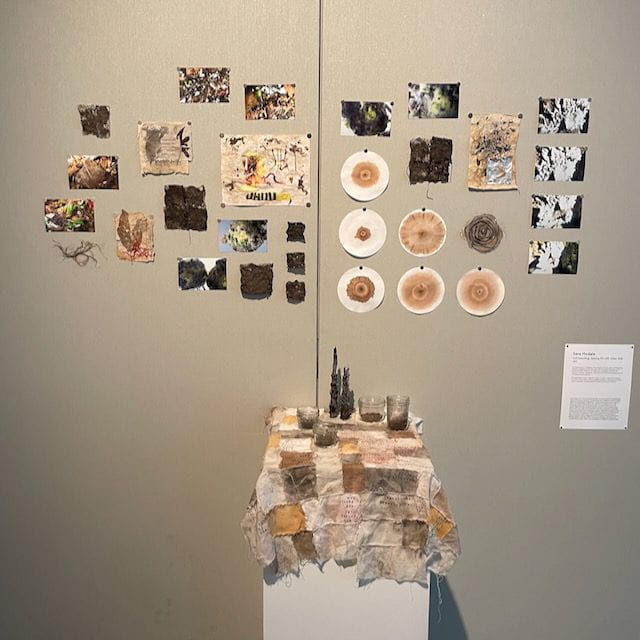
left=241, top=407, right=460, bottom=584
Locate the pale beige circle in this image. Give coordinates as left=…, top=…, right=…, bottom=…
left=340, top=150, right=390, bottom=201
left=397, top=267, right=445, bottom=314
left=337, top=266, right=385, bottom=313
left=338, top=208, right=387, bottom=258
left=456, top=267, right=505, bottom=316
left=398, top=209, right=447, bottom=257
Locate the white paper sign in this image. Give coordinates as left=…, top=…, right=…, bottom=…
left=560, top=344, right=634, bottom=430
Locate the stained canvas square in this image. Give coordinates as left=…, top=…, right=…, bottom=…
left=77, top=104, right=110, bottom=138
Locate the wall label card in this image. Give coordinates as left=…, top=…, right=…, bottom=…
left=560, top=344, right=634, bottom=430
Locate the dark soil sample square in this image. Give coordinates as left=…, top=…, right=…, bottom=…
left=78, top=104, right=110, bottom=138
left=240, top=263, right=273, bottom=299
left=164, top=185, right=207, bottom=231
left=286, top=280, right=306, bottom=304
left=286, top=221, right=306, bottom=243
left=286, top=252, right=305, bottom=274
left=409, top=136, right=452, bottom=184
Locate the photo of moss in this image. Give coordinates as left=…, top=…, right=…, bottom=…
left=44, top=198, right=95, bottom=232
left=178, top=258, right=227, bottom=290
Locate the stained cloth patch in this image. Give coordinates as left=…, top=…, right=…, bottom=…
left=268, top=503, right=306, bottom=536
left=241, top=407, right=460, bottom=583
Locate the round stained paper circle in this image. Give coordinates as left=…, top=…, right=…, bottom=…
left=397, top=267, right=445, bottom=314
left=338, top=208, right=387, bottom=258
left=337, top=266, right=385, bottom=313
left=456, top=267, right=505, bottom=316
left=340, top=150, right=390, bottom=201
left=398, top=209, right=447, bottom=257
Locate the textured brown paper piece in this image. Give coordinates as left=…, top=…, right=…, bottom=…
left=283, top=466, right=317, bottom=501
left=138, top=122, right=191, bottom=176
left=292, top=531, right=317, bottom=561
left=467, top=114, right=519, bottom=190
left=342, top=462, right=365, bottom=493
left=357, top=546, right=428, bottom=584
left=280, top=451, right=314, bottom=469
left=114, top=211, right=155, bottom=262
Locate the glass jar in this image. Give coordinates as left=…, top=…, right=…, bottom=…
left=386, top=395, right=410, bottom=430
left=313, top=422, right=338, bottom=447
left=297, top=406, right=319, bottom=430
left=358, top=395, right=386, bottom=423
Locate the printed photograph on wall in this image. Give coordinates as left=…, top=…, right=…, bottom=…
left=218, top=219, right=267, bottom=253
left=44, top=198, right=95, bottom=232
left=409, top=136, right=452, bottom=184
left=340, top=101, right=392, bottom=136
left=244, top=84, right=295, bottom=120
left=535, top=146, right=586, bottom=182
left=178, top=67, right=230, bottom=103
left=408, top=83, right=459, bottom=119
left=467, top=114, right=519, bottom=190
left=77, top=104, right=110, bottom=138
left=531, top=194, right=583, bottom=229
left=68, top=155, right=119, bottom=189
left=528, top=240, right=579, bottom=274
left=114, top=210, right=155, bottom=262
left=178, top=257, right=227, bottom=290
left=137, top=121, right=191, bottom=175
left=538, top=97, right=591, bottom=134
left=221, top=134, right=311, bottom=206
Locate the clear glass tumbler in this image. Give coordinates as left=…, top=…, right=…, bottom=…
left=313, top=422, right=338, bottom=447
left=358, top=395, right=386, bottom=422
left=297, top=406, right=319, bottom=430
left=386, top=395, right=410, bottom=430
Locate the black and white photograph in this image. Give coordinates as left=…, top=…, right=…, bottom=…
left=528, top=240, right=579, bottom=274
left=538, top=97, right=591, bottom=133
left=531, top=194, right=583, bottom=229
left=534, top=146, right=587, bottom=182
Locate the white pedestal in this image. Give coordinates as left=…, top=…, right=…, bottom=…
left=264, top=562, right=430, bottom=640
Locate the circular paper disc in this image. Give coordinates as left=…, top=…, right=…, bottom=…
left=456, top=267, right=505, bottom=316
left=397, top=267, right=445, bottom=314
left=398, top=209, right=447, bottom=256
left=340, top=150, right=390, bottom=201
left=337, top=266, right=385, bottom=313
left=338, top=208, right=387, bottom=258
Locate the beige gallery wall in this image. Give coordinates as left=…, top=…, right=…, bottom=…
left=0, top=1, right=318, bottom=639
left=318, top=2, right=640, bottom=640
left=1, top=1, right=639, bottom=640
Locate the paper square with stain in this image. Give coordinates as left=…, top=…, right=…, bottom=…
left=221, top=134, right=311, bottom=206
left=68, top=155, right=119, bottom=189
left=164, top=185, right=207, bottom=231
left=138, top=122, right=191, bottom=175
left=467, top=114, right=519, bottom=190
left=44, top=199, right=95, bottom=232
left=114, top=210, right=154, bottom=262
left=78, top=104, right=110, bottom=138
left=178, top=67, right=230, bottom=103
